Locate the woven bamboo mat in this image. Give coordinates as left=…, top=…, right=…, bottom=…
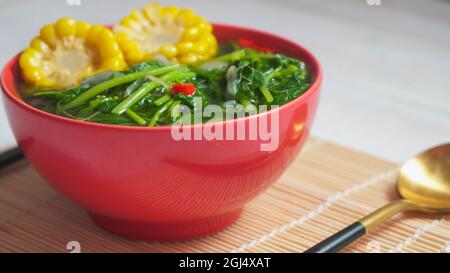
left=0, top=138, right=449, bottom=253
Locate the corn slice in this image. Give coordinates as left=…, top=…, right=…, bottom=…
left=20, top=17, right=127, bottom=88
left=113, top=2, right=218, bottom=65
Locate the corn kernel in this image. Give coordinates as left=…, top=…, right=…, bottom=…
left=179, top=53, right=198, bottom=64
left=182, top=27, right=200, bottom=41
left=118, top=39, right=139, bottom=52
left=20, top=48, right=41, bottom=68
left=75, top=21, right=90, bottom=38
left=23, top=67, right=44, bottom=82
left=176, top=41, right=194, bottom=55
left=177, top=9, right=195, bottom=25
left=184, top=16, right=204, bottom=28
left=201, top=33, right=217, bottom=46
left=126, top=51, right=145, bottom=64
left=96, top=28, right=115, bottom=47
left=143, top=2, right=162, bottom=18
left=121, top=17, right=142, bottom=31
left=30, top=38, right=49, bottom=53
left=85, top=25, right=103, bottom=45
left=117, top=38, right=134, bottom=52
left=162, top=5, right=180, bottom=17
left=36, top=78, right=56, bottom=87
left=197, top=54, right=208, bottom=62
left=130, top=10, right=144, bottom=22
left=40, top=24, right=57, bottom=48
left=100, top=42, right=122, bottom=60
left=97, top=29, right=123, bottom=59
left=101, top=57, right=127, bottom=70
left=196, top=22, right=213, bottom=33
left=142, top=8, right=154, bottom=23
left=115, top=32, right=128, bottom=39
left=159, top=44, right=178, bottom=58
left=193, top=41, right=208, bottom=55
left=55, top=17, right=76, bottom=38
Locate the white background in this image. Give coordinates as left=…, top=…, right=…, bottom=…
left=0, top=0, right=449, bottom=163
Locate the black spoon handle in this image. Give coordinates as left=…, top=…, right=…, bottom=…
left=305, top=200, right=410, bottom=253
left=304, top=222, right=366, bottom=253
left=0, top=146, right=24, bottom=169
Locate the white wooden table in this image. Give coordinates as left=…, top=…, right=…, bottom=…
left=0, top=0, right=449, bottom=163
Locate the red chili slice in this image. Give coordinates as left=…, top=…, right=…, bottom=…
left=237, top=38, right=254, bottom=46
left=237, top=38, right=274, bottom=53
left=251, top=45, right=275, bottom=53
left=172, top=83, right=195, bottom=96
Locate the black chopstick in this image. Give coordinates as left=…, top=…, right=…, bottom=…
left=0, top=146, right=24, bottom=169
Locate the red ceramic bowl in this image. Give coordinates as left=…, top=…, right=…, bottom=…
left=1, top=24, right=322, bottom=241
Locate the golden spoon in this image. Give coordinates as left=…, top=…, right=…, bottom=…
left=305, top=143, right=450, bottom=253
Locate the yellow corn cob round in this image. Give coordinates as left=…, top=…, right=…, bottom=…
left=20, top=17, right=127, bottom=88
left=113, top=2, right=218, bottom=65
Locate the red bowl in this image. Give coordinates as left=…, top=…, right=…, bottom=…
left=1, top=24, right=322, bottom=241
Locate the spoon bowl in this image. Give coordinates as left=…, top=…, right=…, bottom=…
left=306, top=143, right=450, bottom=253
left=398, top=144, right=450, bottom=209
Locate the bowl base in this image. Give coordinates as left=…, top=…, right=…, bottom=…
left=89, top=209, right=243, bottom=241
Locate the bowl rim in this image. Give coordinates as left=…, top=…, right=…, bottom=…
left=1, top=23, right=322, bottom=131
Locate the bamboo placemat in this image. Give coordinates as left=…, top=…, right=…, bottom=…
left=0, top=138, right=449, bottom=253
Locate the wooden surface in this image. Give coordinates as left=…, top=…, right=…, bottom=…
left=1, top=138, right=449, bottom=253
left=1, top=0, right=450, bottom=163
